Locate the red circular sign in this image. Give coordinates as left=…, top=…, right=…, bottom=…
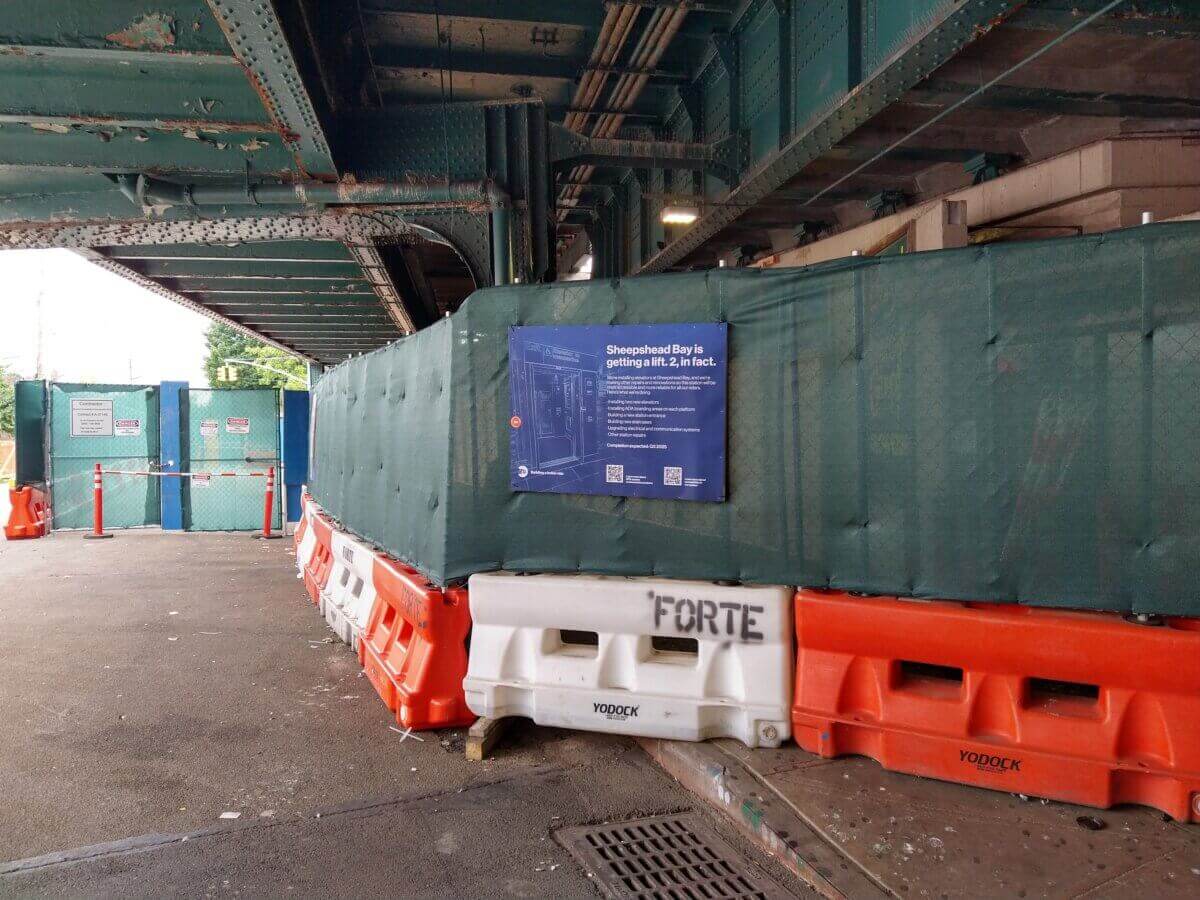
left=509, top=415, right=522, bottom=429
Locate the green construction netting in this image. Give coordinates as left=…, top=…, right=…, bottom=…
left=13, top=380, right=46, bottom=485
left=311, top=223, right=1200, bottom=615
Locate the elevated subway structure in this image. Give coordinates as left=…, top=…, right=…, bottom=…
left=0, top=2, right=1197, bottom=363
left=2, top=2, right=1200, bottom=889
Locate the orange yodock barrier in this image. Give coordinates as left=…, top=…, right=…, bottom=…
left=293, top=492, right=315, bottom=567
left=302, top=510, right=335, bottom=606
left=4, top=485, right=50, bottom=539
left=359, top=555, right=474, bottom=731
left=792, top=589, right=1200, bottom=821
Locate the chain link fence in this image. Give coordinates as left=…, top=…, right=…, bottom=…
left=48, top=384, right=159, bottom=530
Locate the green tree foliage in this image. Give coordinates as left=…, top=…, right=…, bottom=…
left=0, top=364, right=15, bottom=436
left=203, top=323, right=307, bottom=389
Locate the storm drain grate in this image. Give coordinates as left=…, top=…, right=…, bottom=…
left=555, top=813, right=789, bottom=899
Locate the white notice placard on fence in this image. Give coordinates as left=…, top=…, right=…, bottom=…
left=114, top=418, right=142, bottom=437
left=70, top=399, right=114, bottom=437
left=226, top=417, right=250, bottom=434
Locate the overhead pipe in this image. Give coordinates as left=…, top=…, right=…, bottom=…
left=558, top=4, right=689, bottom=219
left=116, top=173, right=506, bottom=209
left=116, top=173, right=514, bottom=286
left=558, top=3, right=642, bottom=222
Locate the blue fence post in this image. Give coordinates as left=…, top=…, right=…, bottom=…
left=281, top=389, right=310, bottom=524
left=160, top=381, right=187, bottom=530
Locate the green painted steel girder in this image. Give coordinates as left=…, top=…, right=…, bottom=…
left=359, top=0, right=727, bottom=36
left=205, top=0, right=338, bottom=178
left=360, top=0, right=604, bottom=28
left=1010, top=0, right=1200, bottom=38
left=203, top=297, right=385, bottom=307
left=549, top=123, right=745, bottom=185
left=119, top=258, right=366, bottom=278
left=162, top=277, right=370, bottom=292
left=638, top=0, right=1027, bottom=273
left=371, top=48, right=687, bottom=84
left=0, top=2, right=232, bottom=53
left=0, top=124, right=295, bottom=177
left=105, top=241, right=357, bottom=261
left=230, top=312, right=394, bottom=321
left=208, top=306, right=385, bottom=316
left=242, top=323, right=400, bottom=333
left=912, top=80, right=1200, bottom=120
left=0, top=49, right=270, bottom=125
left=284, top=341, right=390, bottom=348
left=177, top=288, right=378, bottom=298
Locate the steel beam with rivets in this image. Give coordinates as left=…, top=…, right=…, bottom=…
left=637, top=0, right=1027, bottom=273
left=205, top=0, right=338, bottom=179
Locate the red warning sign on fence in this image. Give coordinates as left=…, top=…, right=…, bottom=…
left=226, top=417, right=250, bottom=435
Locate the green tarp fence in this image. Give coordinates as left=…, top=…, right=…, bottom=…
left=13, top=379, right=46, bottom=485
left=311, top=223, right=1200, bottom=615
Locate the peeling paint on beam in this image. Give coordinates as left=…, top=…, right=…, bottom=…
left=0, top=112, right=288, bottom=136
left=0, top=43, right=240, bottom=67
left=105, top=12, right=177, bottom=51
left=0, top=209, right=422, bottom=249
left=178, top=288, right=378, bottom=296
left=205, top=0, right=337, bottom=179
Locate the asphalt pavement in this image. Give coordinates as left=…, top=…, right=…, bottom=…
left=0, top=530, right=799, bottom=898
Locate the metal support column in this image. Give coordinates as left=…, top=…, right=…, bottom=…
left=159, top=380, right=187, bottom=530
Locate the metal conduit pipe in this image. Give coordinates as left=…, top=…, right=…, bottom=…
left=558, top=3, right=641, bottom=222
left=564, top=4, right=640, bottom=134
left=558, top=4, right=688, bottom=223
left=565, top=7, right=673, bottom=205
left=115, top=173, right=514, bottom=286
left=116, top=173, right=506, bottom=209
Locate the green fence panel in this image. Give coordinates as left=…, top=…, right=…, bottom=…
left=184, top=389, right=281, bottom=531
left=309, top=322, right=451, bottom=575
left=49, top=384, right=159, bottom=530
left=14, top=379, right=46, bottom=485
left=310, top=223, right=1200, bottom=616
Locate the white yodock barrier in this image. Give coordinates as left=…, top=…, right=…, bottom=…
left=319, top=531, right=379, bottom=650
left=294, top=497, right=319, bottom=581
left=463, top=573, right=793, bottom=747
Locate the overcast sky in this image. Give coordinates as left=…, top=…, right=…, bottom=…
left=0, top=249, right=211, bottom=385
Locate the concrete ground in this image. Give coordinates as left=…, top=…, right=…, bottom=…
left=0, top=530, right=794, bottom=898
left=1, top=529, right=1197, bottom=899
left=645, top=739, right=1200, bottom=898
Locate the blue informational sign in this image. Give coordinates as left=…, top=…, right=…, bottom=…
left=509, top=323, right=728, bottom=501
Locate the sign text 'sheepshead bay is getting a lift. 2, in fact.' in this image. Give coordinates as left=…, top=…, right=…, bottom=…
left=508, top=323, right=728, bottom=502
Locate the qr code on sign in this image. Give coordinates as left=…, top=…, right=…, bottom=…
left=663, top=466, right=683, bottom=486
left=605, top=464, right=625, bottom=484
